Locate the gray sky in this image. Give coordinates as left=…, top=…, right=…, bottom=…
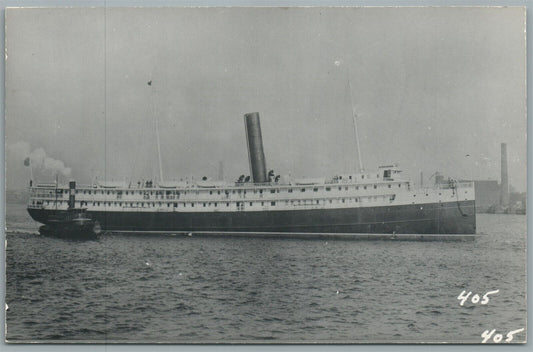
left=5, top=7, right=526, bottom=191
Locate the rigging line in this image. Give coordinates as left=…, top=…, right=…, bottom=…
left=347, top=72, right=364, bottom=173
left=155, top=109, right=164, bottom=183
left=103, top=6, right=107, bottom=186
left=129, top=118, right=144, bottom=184
left=150, top=79, right=164, bottom=183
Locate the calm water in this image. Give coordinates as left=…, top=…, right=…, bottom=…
left=5, top=203, right=527, bottom=343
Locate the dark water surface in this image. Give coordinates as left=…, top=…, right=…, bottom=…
left=5, top=203, right=526, bottom=343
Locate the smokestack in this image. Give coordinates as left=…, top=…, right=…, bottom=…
left=68, top=181, right=76, bottom=209
left=500, top=143, right=509, bottom=206
left=244, top=112, right=268, bottom=183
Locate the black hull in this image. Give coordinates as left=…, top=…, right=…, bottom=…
left=28, top=200, right=476, bottom=235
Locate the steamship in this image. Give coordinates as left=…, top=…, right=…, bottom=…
left=27, top=113, right=476, bottom=236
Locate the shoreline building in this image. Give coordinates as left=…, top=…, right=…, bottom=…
left=473, top=142, right=525, bottom=214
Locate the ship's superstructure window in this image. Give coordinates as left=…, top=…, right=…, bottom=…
left=270, top=189, right=275, bottom=193
left=363, top=186, right=367, bottom=190
left=288, top=189, right=293, bottom=193
left=271, top=201, right=276, bottom=206
left=326, top=187, right=331, bottom=191
left=374, top=185, right=377, bottom=189
left=313, top=188, right=318, bottom=192
left=301, top=188, right=305, bottom=192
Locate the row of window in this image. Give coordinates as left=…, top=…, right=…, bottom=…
left=34, top=195, right=397, bottom=208
left=36, top=183, right=404, bottom=199
left=336, top=174, right=379, bottom=180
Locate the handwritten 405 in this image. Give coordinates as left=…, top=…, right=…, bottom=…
left=457, top=290, right=499, bottom=306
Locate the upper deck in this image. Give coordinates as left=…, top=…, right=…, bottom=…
left=27, top=165, right=475, bottom=213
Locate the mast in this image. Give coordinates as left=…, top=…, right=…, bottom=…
left=348, top=76, right=364, bottom=172
left=149, top=79, right=164, bottom=183
left=155, top=114, right=164, bottom=183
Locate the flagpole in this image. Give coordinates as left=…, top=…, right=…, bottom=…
left=24, top=157, right=33, bottom=185
left=29, top=159, right=33, bottom=182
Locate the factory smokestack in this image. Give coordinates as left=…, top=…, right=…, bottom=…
left=500, top=142, right=509, bottom=206
left=244, top=112, right=268, bottom=183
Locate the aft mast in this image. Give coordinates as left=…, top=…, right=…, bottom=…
left=348, top=75, right=364, bottom=173
left=155, top=111, right=164, bottom=183
left=148, top=79, right=164, bottom=183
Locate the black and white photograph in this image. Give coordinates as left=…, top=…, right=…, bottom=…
left=4, top=6, right=527, bottom=343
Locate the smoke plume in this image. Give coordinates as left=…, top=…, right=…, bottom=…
left=9, top=140, right=72, bottom=177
